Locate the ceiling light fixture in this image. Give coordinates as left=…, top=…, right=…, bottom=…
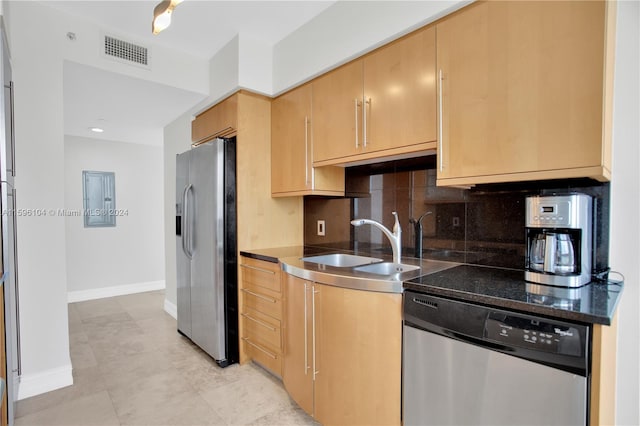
left=89, top=127, right=104, bottom=133
left=152, top=0, right=183, bottom=35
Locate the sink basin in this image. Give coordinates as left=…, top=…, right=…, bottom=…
left=354, top=262, right=420, bottom=275
left=301, top=254, right=383, bottom=268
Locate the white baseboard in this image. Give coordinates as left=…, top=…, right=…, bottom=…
left=17, top=364, right=73, bottom=400
left=67, top=280, right=166, bottom=303
left=164, top=299, right=177, bottom=319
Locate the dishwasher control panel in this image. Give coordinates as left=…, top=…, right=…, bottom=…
left=484, top=312, right=584, bottom=357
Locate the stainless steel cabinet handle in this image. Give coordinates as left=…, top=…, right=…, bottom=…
left=241, top=313, right=277, bottom=332
left=354, top=98, right=360, bottom=148
left=438, top=69, right=444, bottom=172
left=304, top=282, right=309, bottom=375
left=11, top=188, right=20, bottom=375
left=363, top=97, right=371, bottom=148
left=304, top=116, right=310, bottom=186
left=7, top=82, right=15, bottom=176
left=241, top=288, right=277, bottom=303
left=312, top=285, right=319, bottom=379
left=240, top=263, right=276, bottom=275
left=242, top=337, right=277, bottom=359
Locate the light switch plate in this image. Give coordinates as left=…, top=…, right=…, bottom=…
left=317, top=220, right=326, bottom=236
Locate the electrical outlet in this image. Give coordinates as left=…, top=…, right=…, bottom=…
left=317, top=220, right=326, bottom=236
left=452, top=217, right=460, bottom=227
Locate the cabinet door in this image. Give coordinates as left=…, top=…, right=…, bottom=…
left=271, top=85, right=312, bottom=194
left=363, top=25, right=437, bottom=152
left=312, top=60, right=364, bottom=163
left=271, top=85, right=345, bottom=197
left=437, top=1, right=606, bottom=184
left=313, top=284, right=402, bottom=426
left=282, top=274, right=313, bottom=415
left=191, top=94, right=238, bottom=144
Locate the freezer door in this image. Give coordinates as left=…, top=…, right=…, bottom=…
left=189, top=141, right=226, bottom=360
left=175, top=150, right=192, bottom=338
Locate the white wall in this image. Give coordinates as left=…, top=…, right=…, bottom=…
left=8, top=0, right=71, bottom=399
left=64, top=136, right=165, bottom=299
left=192, top=33, right=274, bottom=115
left=272, top=0, right=470, bottom=93
left=162, top=113, right=192, bottom=312
left=238, top=34, right=273, bottom=96
left=610, top=1, right=640, bottom=424
left=5, top=0, right=207, bottom=398
left=207, top=35, right=239, bottom=106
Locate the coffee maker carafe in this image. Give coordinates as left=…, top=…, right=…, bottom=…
left=525, top=194, right=592, bottom=287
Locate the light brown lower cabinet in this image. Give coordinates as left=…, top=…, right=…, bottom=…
left=239, top=256, right=283, bottom=376
left=283, top=273, right=402, bottom=425
left=590, top=317, right=618, bottom=426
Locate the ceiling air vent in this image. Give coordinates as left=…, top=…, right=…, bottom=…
left=103, top=35, right=150, bottom=68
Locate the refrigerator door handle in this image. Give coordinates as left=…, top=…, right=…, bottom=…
left=181, top=184, right=193, bottom=260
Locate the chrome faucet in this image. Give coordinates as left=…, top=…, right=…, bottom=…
left=351, top=212, right=402, bottom=264
left=409, top=211, right=432, bottom=259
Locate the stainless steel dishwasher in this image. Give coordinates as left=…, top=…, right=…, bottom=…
left=403, top=291, right=590, bottom=425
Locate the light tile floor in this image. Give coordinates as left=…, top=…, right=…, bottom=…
left=15, top=290, right=317, bottom=426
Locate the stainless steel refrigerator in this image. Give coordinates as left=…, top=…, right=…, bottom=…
left=175, top=137, right=238, bottom=367
left=0, top=21, right=19, bottom=426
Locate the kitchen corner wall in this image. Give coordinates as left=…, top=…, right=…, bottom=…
left=163, top=113, right=192, bottom=316
left=64, top=136, right=165, bottom=298
left=609, top=1, right=640, bottom=422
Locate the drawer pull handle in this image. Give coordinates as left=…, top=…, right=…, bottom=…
left=242, top=337, right=277, bottom=359
left=241, top=288, right=277, bottom=303
left=240, top=263, right=276, bottom=275
left=241, top=313, right=277, bottom=332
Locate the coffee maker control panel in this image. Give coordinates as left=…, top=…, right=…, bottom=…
left=526, top=195, right=591, bottom=229
left=529, top=201, right=572, bottom=227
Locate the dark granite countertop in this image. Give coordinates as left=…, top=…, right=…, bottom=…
left=241, top=246, right=622, bottom=325
left=239, top=246, right=334, bottom=263
left=404, top=264, right=622, bottom=325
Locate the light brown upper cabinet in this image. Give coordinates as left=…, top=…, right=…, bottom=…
left=271, top=84, right=344, bottom=197
left=436, top=0, right=615, bottom=186
left=312, top=26, right=438, bottom=167
left=192, top=94, right=238, bottom=145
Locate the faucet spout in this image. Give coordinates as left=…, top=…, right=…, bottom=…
left=409, top=211, right=432, bottom=259
left=351, top=212, right=402, bottom=264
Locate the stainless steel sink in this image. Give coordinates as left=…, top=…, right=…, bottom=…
left=301, top=253, right=383, bottom=268
left=354, top=262, right=421, bottom=275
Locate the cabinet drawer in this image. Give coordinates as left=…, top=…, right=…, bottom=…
left=240, top=258, right=281, bottom=293
left=241, top=283, right=282, bottom=320
left=243, top=336, right=282, bottom=376
left=242, top=307, right=282, bottom=351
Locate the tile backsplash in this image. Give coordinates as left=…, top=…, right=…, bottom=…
left=304, top=157, right=610, bottom=271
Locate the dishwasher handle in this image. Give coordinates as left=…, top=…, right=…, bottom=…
left=443, top=329, right=513, bottom=353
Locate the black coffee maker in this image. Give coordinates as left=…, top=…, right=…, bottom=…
left=525, top=194, right=592, bottom=287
